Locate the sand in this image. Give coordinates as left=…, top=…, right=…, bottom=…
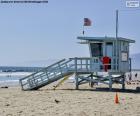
left=0, top=82, right=139, bottom=116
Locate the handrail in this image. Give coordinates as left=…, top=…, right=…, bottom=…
left=19, top=57, right=125, bottom=90
left=19, top=59, right=66, bottom=81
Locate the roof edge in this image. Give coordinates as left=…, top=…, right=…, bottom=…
left=77, top=36, right=135, bottom=43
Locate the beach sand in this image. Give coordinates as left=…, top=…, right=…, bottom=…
left=0, top=81, right=139, bottom=116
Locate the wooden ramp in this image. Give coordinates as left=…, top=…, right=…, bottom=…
left=19, top=59, right=74, bottom=90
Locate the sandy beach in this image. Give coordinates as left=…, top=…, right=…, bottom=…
left=0, top=81, right=139, bottom=116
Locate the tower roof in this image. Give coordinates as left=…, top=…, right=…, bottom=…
left=77, top=36, right=135, bottom=44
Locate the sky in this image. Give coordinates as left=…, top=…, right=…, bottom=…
left=0, top=0, right=140, bottom=66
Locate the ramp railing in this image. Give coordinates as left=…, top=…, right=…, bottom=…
left=19, top=57, right=118, bottom=90
left=19, top=59, right=72, bottom=90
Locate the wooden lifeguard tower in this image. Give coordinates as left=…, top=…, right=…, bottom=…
left=75, top=36, right=135, bottom=90
left=19, top=36, right=135, bottom=91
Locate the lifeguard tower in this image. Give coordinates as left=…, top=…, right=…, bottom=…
left=76, top=36, right=135, bottom=90
left=19, top=36, right=135, bottom=91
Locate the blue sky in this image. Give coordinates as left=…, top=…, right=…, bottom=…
left=0, top=0, right=140, bottom=66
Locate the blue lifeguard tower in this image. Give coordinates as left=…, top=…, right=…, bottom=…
left=19, top=36, right=135, bottom=91
left=78, top=36, right=135, bottom=73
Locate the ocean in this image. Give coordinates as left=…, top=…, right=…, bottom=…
left=0, top=72, right=32, bottom=87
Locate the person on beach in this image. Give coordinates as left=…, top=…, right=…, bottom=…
left=135, top=73, right=138, bottom=78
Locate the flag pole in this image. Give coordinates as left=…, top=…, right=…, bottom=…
left=116, top=10, right=118, bottom=39
left=116, top=9, right=119, bottom=71
left=82, top=25, right=85, bottom=35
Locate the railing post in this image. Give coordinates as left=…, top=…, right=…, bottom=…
left=74, top=57, right=79, bottom=89
left=33, top=76, right=38, bottom=87
left=129, top=58, right=132, bottom=72
left=58, top=63, right=63, bottom=77
left=45, top=71, right=50, bottom=80
left=86, top=59, right=88, bottom=71
left=129, top=58, right=132, bottom=80
left=65, top=63, right=68, bottom=71
left=90, top=58, right=92, bottom=71
left=75, top=57, right=77, bottom=72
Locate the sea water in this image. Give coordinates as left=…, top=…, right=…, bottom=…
left=0, top=72, right=32, bottom=87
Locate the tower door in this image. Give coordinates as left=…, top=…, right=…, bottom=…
left=106, top=42, right=113, bottom=57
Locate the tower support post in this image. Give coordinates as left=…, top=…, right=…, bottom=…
left=122, top=74, right=125, bottom=90
left=90, top=73, right=94, bottom=88
left=109, top=74, right=112, bottom=91
left=75, top=73, right=79, bottom=90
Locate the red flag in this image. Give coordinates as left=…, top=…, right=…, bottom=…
left=84, top=18, right=91, bottom=26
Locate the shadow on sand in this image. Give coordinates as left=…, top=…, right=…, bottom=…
left=43, top=87, right=140, bottom=94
